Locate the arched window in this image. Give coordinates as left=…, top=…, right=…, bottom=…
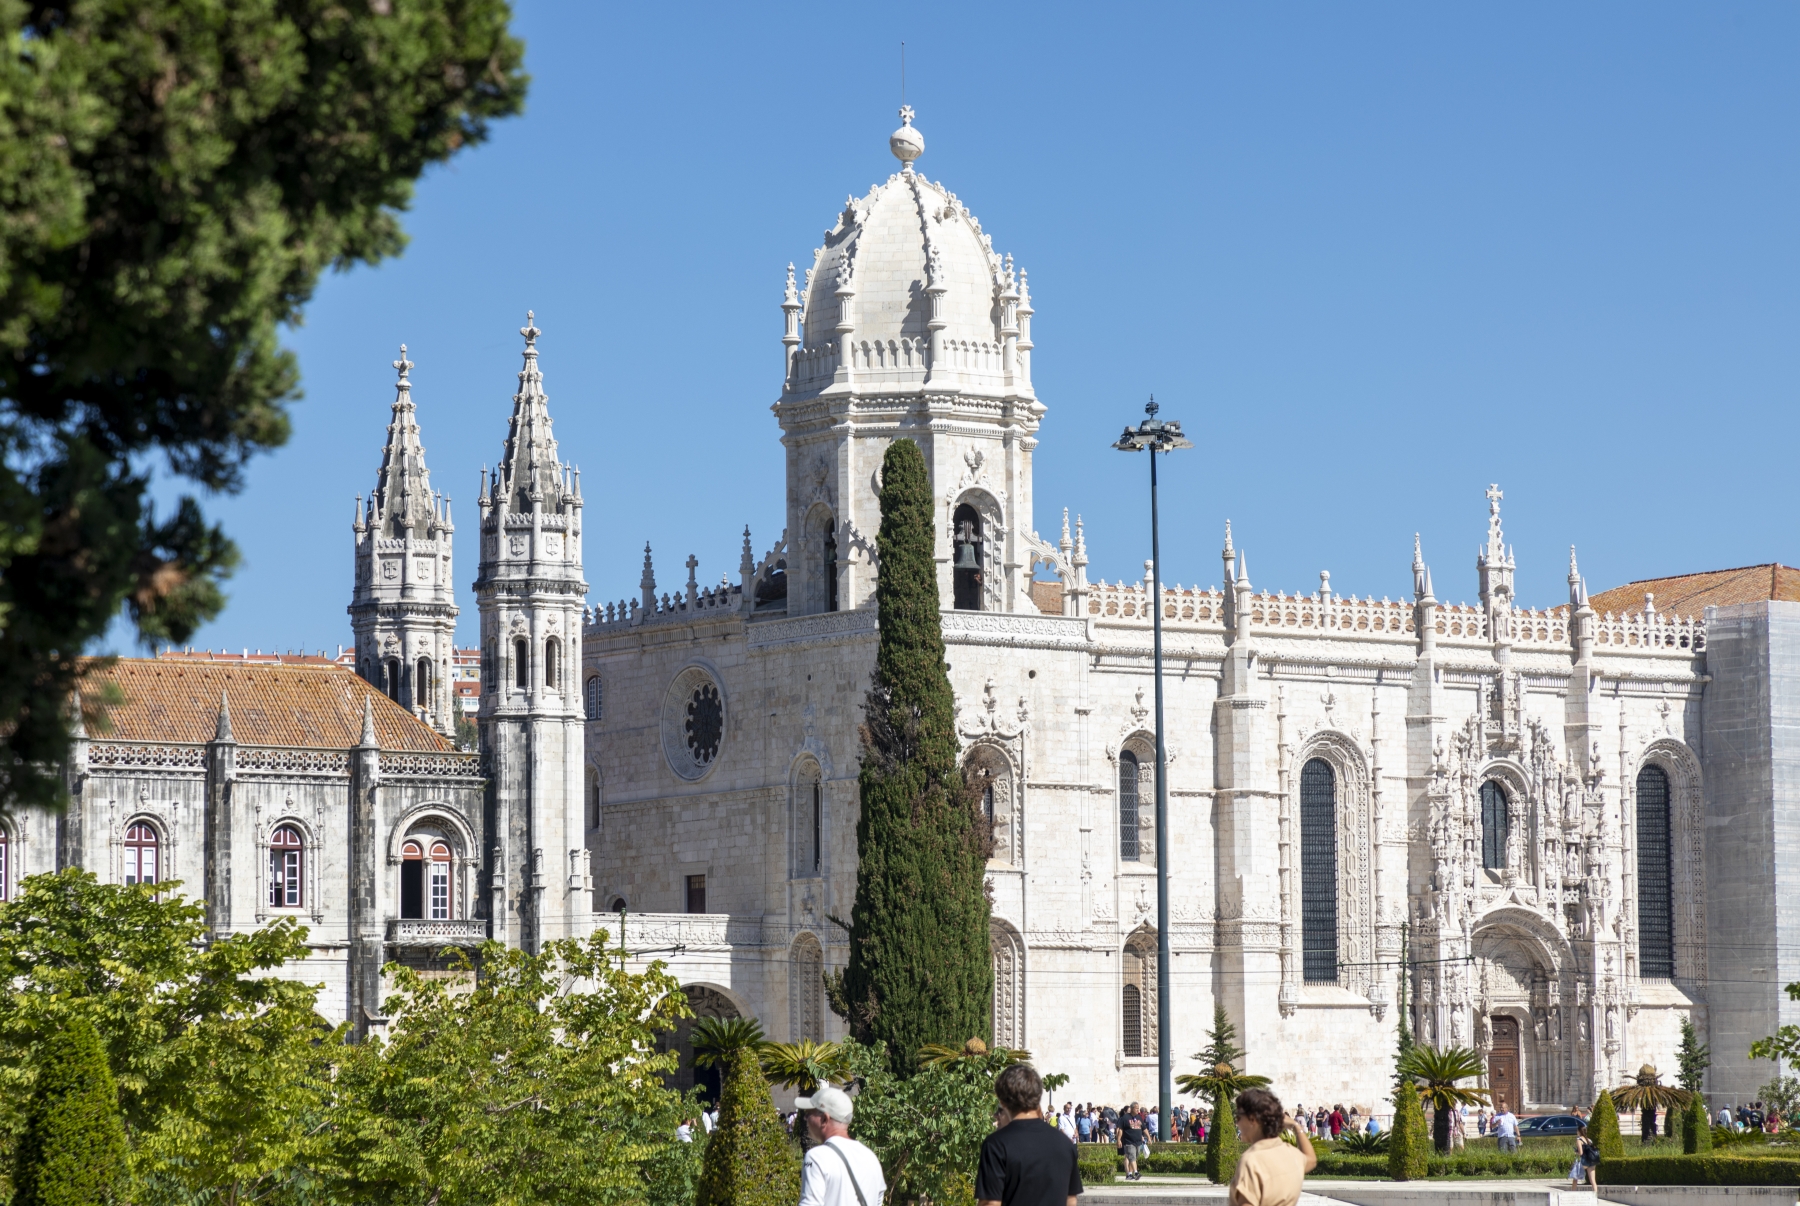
left=415, top=657, right=432, bottom=710
left=384, top=657, right=403, bottom=702
left=1119, top=750, right=1141, bottom=862
left=482, top=642, right=495, bottom=693
left=792, top=764, right=824, bottom=878
left=544, top=638, right=559, bottom=689
left=269, top=825, right=304, bottom=908
left=585, top=675, right=602, bottom=721
left=1299, top=759, right=1339, bottom=983
left=1481, top=781, right=1509, bottom=871
left=513, top=638, right=529, bottom=690
left=401, top=840, right=424, bottom=919
left=1636, top=764, right=1674, bottom=978
left=124, top=822, right=159, bottom=887
left=952, top=503, right=984, bottom=611
left=1122, top=932, right=1156, bottom=1058
left=0, top=827, right=10, bottom=901
left=823, top=524, right=839, bottom=612
left=428, top=841, right=452, bottom=920
left=790, top=933, right=824, bottom=1041
left=586, top=766, right=601, bottom=829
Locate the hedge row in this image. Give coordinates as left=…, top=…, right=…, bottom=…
left=1077, top=1155, right=1116, bottom=1187
left=1599, top=1155, right=1800, bottom=1187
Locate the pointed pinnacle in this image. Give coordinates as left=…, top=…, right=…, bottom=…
left=214, top=690, right=233, bottom=742
left=360, top=693, right=378, bottom=748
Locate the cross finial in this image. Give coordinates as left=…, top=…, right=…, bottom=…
left=521, top=310, right=541, bottom=347
left=393, top=344, right=413, bottom=383
left=1146, top=393, right=1158, bottom=418
left=1486, top=482, right=1503, bottom=515
left=899, top=104, right=915, bottom=127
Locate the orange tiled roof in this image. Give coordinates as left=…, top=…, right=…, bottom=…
left=82, top=659, right=452, bottom=752
left=1029, top=579, right=1066, bottom=616
left=1588, top=564, right=1800, bottom=618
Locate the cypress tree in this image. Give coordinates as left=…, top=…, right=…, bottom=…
left=16, top=1015, right=127, bottom=1206
left=1387, top=1082, right=1427, bottom=1182
left=1205, top=1091, right=1241, bottom=1184
left=1683, top=1093, right=1712, bottom=1154
left=695, top=1047, right=801, bottom=1206
left=837, top=438, right=992, bottom=1076
left=1590, top=1089, right=1625, bottom=1161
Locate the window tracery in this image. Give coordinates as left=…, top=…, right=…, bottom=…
left=789, top=933, right=823, bottom=1041
left=1300, top=758, right=1339, bottom=983
left=269, top=824, right=304, bottom=908
left=1121, top=929, right=1157, bottom=1058
left=1635, top=764, right=1674, bottom=979
left=124, top=822, right=159, bottom=887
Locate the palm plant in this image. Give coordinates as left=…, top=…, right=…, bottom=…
left=760, top=1039, right=848, bottom=1093
left=1336, top=1128, right=1389, bottom=1156
left=1176, top=1005, right=1271, bottom=1099
left=1398, top=1044, right=1490, bottom=1154
left=1612, top=1064, right=1692, bottom=1143
left=916, top=1036, right=1031, bottom=1070
left=691, top=1016, right=768, bottom=1069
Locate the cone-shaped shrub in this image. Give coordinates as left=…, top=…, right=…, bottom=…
left=696, top=1047, right=800, bottom=1206
left=1205, top=1090, right=1241, bottom=1184
left=838, top=439, right=992, bottom=1076
left=16, top=1015, right=126, bottom=1206
left=1387, top=1083, right=1428, bottom=1182
left=1590, top=1088, right=1625, bottom=1161
left=1683, top=1094, right=1713, bottom=1154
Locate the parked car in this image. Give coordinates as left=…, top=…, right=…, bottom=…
left=1518, top=1114, right=1585, bottom=1135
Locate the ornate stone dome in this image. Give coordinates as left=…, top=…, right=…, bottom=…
left=787, top=108, right=1031, bottom=396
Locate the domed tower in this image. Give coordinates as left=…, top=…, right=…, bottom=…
left=473, top=313, right=590, bottom=952
left=775, top=108, right=1048, bottom=616
left=349, top=346, right=459, bottom=736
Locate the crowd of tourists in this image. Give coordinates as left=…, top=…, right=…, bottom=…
left=1033, top=1100, right=1381, bottom=1150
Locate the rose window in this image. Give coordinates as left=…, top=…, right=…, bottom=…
left=685, top=683, right=723, bottom=765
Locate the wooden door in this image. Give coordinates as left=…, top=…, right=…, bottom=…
left=1488, top=1016, right=1521, bottom=1115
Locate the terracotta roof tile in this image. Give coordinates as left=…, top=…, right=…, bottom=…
left=82, top=659, right=452, bottom=751
left=1029, top=580, right=1065, bottom=616
left=1588, top=564, right=1800, bottom=618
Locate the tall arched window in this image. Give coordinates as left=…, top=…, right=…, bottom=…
left=792, top=764, right=824, bottom=878
left=585, top=675, right=602, bottom=721
left=1480, top=781, right=1509, bottom=871
left=823, top=524, right=839, bottom=612
left=384, top=657, right=403, bottom=702
left=1119, top=750, right=1141, bottom=861
left=124, top=822, right=159, bottom=886
left=415, top=657, right=432, bottom=710
left=401, top=841, right=425, bottom=919
left=544, top=639, right=559, bottom=689
left=1636, top=764, right=1674, bottom=978
left=269, top=825, right=304, bottom=908
left=428, top=841, right=452, bottom=919
left=1300, top=758, right=1339, bottom=983
left=1122, top=932, right=1156, bottom=1058
left=513, top=638, right=529, bottom=690
left=952, top=503, right=984, bottom=611
left=790, top=933, right=824, bottom=1042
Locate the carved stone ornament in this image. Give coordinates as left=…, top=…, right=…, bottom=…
left=661, top=665, right=726, bottom=782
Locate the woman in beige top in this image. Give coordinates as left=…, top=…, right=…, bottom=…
left=1227, top=1089, right=1317, bottom=1206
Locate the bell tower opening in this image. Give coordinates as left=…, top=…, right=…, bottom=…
left=953, top=503, right=984, bottom=611
left=823, top=523, right=838, bottom=612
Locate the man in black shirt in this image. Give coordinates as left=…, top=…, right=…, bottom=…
left=976, top=1064, right=1084, bottom=1206
left=1116, top=1110, right=1146, bottom=1181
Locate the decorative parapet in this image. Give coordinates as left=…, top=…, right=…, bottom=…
left=587, top=581, right=743, bottom=632
left=386, top=918, right=488, bottom=947
left=745, top=607, right=878, bottom=651
left=86, top=742, right=207, bottom=771
left=239, top=747, right=350, bottom=775
left=378, top=750, right=484, bottom=780
left=941, top=610, right=1092, bottom=651
left=1081, top=580, right=1703, bottom=654
left=610, top=912, right=767, bottom=952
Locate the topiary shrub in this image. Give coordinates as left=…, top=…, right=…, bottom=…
left=1591, top=1088, right=1625, bottom=1161
left=696, top=1048, right=800, bottom=1206
left=1684, top=1095, right=1713, bottom=1155
left=15, top=1015, right=127, bottom=1206
left=1388, top=1082, right=1428, bottom=1181
left=1206, top=1090, right=1241, bottom=1184
left=1076, top=1153, right=1115, bottom=1186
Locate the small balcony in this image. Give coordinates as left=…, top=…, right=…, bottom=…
left=386, top=918, right=489, bottom=947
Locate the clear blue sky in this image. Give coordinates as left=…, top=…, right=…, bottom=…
left=132, top=1, right=1800, bottom=655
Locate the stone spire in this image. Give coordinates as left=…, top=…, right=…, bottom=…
left=1477, top=483, right=1516, bottom=662
left=359, top=693, right=378, bottom=748
left=640, top=543, right=657, bottom=613
left=1569, top=545, right=1595, bottom=665
left=493, top=312, right=571, bottom=515
left=213, top=690, right=233, bottom=743
left=1413, top=534, right=1438, bottom=656
left=367, top=345, right=446, bottom=540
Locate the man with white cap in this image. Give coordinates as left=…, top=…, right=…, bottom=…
left=796, top=1084, right=886, bottom=1206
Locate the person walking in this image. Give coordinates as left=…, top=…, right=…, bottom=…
left=1448, top=1104, right=1465, bottom=1151
left=1493, top=1106, right=1520, bottom=1154
left=1057, top=1103, right=1078, bottom=1144
left=1227, top=1089, right=1316, bottom=1206
left=1567, top=1124, right=1600, bottom=1193
left=1117, top=1108, right=1147, bottom=1181
left=797, top=1086, right=887, bottom=1206
left=976, top=1064, right=1084, bottom=1206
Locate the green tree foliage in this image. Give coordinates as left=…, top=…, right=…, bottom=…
left=1397, top=1045, right=1490, bottom=1154
left=839, top=1038, right=1010, bottom=1206
left=327, top=935, right=690, bottom=1206
left=1677, top=1015, right=1712, bottom=1093
left=1590, top=1089, right=1625, bottom=1161
left=696, top=1045, right=800, bottom=1206
left=15, top=1015, right=126, bottom=1206
left=1685, top=1092, right=1715, bottom=1154
left=1205, top=1090, right=1241, bottom=1185
left=835, top=439, right=991, bottom=1075
left=1387, top=1078, right=1428, bottom=1181
left=1749, top=982, right=1800, bottom=1083
left=1178, top=1005, right=1270, bottom=1100
left=0, top=870, right=332, bottom=1206
left=0, top=0, right=527, bottom=810
left=760, top=1039, right=849, bottom=1095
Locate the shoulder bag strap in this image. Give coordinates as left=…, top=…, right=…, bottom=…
left=822, top=1139, right=872, bottom=1206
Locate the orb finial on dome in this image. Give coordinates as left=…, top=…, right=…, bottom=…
left=890, top=105, right=924, bottom=169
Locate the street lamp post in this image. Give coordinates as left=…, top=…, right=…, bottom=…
left=1113, top=396, right=1191, bottom=1141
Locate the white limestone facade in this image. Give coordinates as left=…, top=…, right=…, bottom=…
left=580, top=112, right=1717, bottom=1112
